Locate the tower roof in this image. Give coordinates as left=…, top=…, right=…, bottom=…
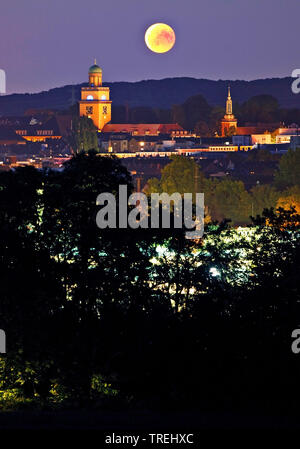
left=89, top=59, right=102, bottom=74
left=225, top=85, right=234, bottom=117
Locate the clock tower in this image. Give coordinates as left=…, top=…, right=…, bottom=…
left=79, top=60, right=112, bottom=131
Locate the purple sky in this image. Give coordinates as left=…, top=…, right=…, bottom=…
left=0, top=0, right=299, bottom=94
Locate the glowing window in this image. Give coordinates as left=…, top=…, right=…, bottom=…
left=87, top=95, right=94, bottom=100
left=101, top=95, right=106, bottom=100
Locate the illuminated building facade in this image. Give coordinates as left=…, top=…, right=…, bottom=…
left=14, top=116, right=72, bottom=142
left=79, top=61, right=112, bottom=131
left=221, top=87, right=238, bottom=136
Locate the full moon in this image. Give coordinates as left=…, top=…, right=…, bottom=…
left=145, top=23, right=176, bottom=54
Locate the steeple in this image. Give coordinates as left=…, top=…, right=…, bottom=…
left=226, top=86, right=233, bottom=116
left=221, top=86, right=237, bottom=136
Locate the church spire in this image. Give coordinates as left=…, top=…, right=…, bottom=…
left=226, top=85, right=233, bottom=115
left=221, top=86, right=237, bottom=136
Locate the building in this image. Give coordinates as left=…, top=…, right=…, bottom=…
left=99, top=132, right=178, bottom=153
left=14, top=116, right=72, bottom=143
left=221, top=87, right=237, bottom=136
left=275, top=125, right=300, bottom=144
left=236, top=123, right=280, bottom=135
left=234, top=133, right=273, bottom=146
left=232, top=135, right=252, bottom=146
left=79, top=62, right=187, bottom=137
left=79, top=60, right=112, bottom=131
left=251, top=134, right=272, bottom=145
left=101, top=123, right=185, bottom=136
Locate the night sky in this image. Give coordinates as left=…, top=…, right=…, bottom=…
left=0, top=0, right=298, bottom=94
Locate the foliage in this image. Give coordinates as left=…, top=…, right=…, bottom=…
left=212, top=179, right=251, bottom=225
left=274, top=148, right=300, bottom=189
left=250, top=184, right=279, bottom=217
left=277, top=185, right=300, bottom=214
left=237, top=95, right=279, bottom=123
left=67, top=116, right=99, bottom=153
left=171, top=94, right=212, bottom=131
left=0, top=155, right=300, bottom=413
left=146, top=155, right=205, bottom=198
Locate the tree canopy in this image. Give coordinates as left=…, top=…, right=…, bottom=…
left=0, top=153, right=299, bottom=417
left=274, top=148, right=300, bottom=189
left=67, top=116, right=99, bottom=153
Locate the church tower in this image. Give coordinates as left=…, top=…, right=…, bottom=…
left=79, top=60, right=112, bottom=131
left=221, top=86, right=237, bottom=136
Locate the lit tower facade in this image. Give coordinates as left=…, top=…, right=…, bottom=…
left=221, top=86, right=237, bottom=136
left=79, top=60, right=112, bottom=131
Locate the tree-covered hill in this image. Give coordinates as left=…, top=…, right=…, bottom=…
left=0, top=76, right=298, bottom=116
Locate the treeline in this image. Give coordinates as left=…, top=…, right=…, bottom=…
left=0, top=152, right=299, bottom=411
left=146, top=150, right=300, bottom=225
left=111, top=94, right=300, bottom=135
left=2, top=77, right=299, bottom=116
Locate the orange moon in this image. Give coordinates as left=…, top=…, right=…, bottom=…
left=145, top=23, right=176, bottom=54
